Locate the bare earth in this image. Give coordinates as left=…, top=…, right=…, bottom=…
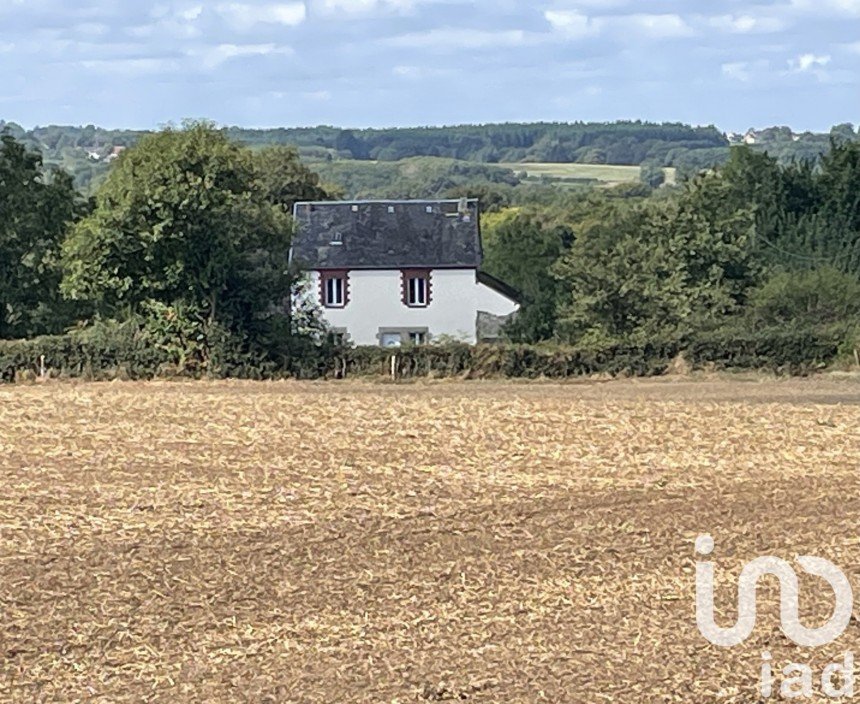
left=2, top=377, right=860, bottom=702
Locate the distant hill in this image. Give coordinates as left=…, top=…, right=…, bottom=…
left=1, top=119, right=855, bottom=194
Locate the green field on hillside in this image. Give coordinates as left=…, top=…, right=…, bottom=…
left=500, top=162, right=677, bottom=186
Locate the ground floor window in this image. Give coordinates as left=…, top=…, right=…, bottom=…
left=378, top=328, right=430, bottom=347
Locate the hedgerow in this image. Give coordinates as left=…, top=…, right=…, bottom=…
left=1, top=325, right=849, bottom=383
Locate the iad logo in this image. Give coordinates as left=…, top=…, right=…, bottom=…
left=695, top=535, right=856, bottom=699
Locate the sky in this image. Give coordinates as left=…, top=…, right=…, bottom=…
left=0, top=0, right=858, bottom=132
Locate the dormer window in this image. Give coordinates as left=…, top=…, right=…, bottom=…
left=320, top=270, right=349, bottom=308
left=402, top=269, right=432, bottom=308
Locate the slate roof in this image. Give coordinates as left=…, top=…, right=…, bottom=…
left=290, top=199, right=483, bottom=270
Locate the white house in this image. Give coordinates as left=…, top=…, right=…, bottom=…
left=290, top=199, right=520, bottom=346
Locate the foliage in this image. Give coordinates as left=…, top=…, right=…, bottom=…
left=744, top=267, right=860, bottom=330
left=481, top=209, right=571, bottom=342
left=254, top=145, right=329, bottom=211
left=60, top=123, right=300, bottom=352
left=0, top=134, right=88, bottom=339
left=554, top=180, right=758, bottom=346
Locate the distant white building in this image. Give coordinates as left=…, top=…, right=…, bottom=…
left=290, top=199, right=520, bottom=346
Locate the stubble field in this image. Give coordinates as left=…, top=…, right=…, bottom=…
left=1, top=377, right=860, bottom=702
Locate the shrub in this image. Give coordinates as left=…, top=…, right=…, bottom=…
left=687, top=327, right=843, bottom=374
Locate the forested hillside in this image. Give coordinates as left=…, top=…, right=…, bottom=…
left=2, top=119, right=856, bottom=196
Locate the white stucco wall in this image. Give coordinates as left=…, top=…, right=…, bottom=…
left=306, top=269, right=518, bottom=346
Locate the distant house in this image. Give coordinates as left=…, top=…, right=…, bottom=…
left=289, top=199, right=520, bottom=346
left=106, top=146, right=126, bottom=162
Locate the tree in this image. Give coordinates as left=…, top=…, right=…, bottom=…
left=0, top=134, right=85, bottom=339
left=481, top=209, right=571, bottom=342
left=553, top=178, right=758, bottom=346
left=640, top=161, right=665, bottom=189
left=745, top=267, right=860, bottom=329
left=61, top=123, right=295, bottom=346
left=254, top=145, right=329, bottom=213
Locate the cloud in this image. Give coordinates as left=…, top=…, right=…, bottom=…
left=544, top=10, right=599, bottom=39
left=722, top=61, right=753, bottom=82
left=191, top=42, right=293, bottom=68
left=313, top=0, right=416, bottom=15
left=79, top=57, right=180, bottom=75
left=545, top=10, right=693, bottom=40
left=708, top=14, right=786, bottom=34
left=789, top=0, right=860, bottom=16
left=386, top=28, right=538, bottom=50
left=303, top=89, right=332, bottom=100
left=215, top=2, right=306, bottom=29
left=789, top=52, right=831, bottom=71
left=621, top=14, right=693, bottom=38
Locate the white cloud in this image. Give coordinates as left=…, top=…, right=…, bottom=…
left=216, top=3, right=307, bottom=30
left=708, top=14, right=786, bottom=34
left=546, top=10, right=693, bottom=40
left=845, top=41, right=860, bottom=54
left=790, top=53, right=831, bottom=71
left=722, top=61, right=753, bottom=82
left=191, top=42, right=293, bottom=68
left=303, top=89, right=332, bottom=100
left=179, top=5, right=204, bottom=21
left=544, top=10, right=599, bottom=39
left=789, top=0, right=860, bottom=16
left=620, top=14, right=694, bottom=38
left=386, top=28, right=537, bottom=50
left=79, top=57, right=180, bottom=75
left=0, top=42, right=15, bottom=53
left=314, top=0, right=416, bottom=15
left=391, top=64, right=454, bottom=79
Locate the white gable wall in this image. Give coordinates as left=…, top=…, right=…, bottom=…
left=308, top=269, right=518, bottom=346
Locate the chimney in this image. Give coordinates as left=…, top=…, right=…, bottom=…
left=458, top=197, right=468, bottom=215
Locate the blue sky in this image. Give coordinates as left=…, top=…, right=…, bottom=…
left=0, top=0, right=857, bottom=132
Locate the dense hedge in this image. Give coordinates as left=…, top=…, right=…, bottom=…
left=340, top=341, right=679, bottom=379
left=0, top=327, right=168, bottom=382
left=0, top=326, right=850, bottom=383
left=686, top=328, right=845, bottom=374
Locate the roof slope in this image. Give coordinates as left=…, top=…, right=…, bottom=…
left=290, top=199, right=482, bottom=270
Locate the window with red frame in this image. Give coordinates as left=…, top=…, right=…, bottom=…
left=320, top=271, right=349, bottom=308
left=402, top=269, right=432, bottom=307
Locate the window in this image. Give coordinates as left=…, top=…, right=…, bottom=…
left=408, top=277, right=427, bottom=306
left=329, top=328, right=349, bottom=346
left=401, top=269, right=432, bottom=308
left=387, top=205, right=395, bottom=214
left=378, top=328, right=430, bottom=347
left=380, top=332, right=401, bottom=348
left=319, top=271, right=349, bottom=308
left=326, top=277, right=344, bottom=306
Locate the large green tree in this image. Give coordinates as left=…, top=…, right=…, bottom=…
left=554, top=176, right=758, bottom=345
left=481, top=209, right=571, bottom=342
left=62, top=123, right=330, bottom=362
left=61, top=123, right=296, bottom=342
left=0, top=134, right=84, bottom=339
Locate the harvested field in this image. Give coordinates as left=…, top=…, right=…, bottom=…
left=2, top=377, right=860, bottom=702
